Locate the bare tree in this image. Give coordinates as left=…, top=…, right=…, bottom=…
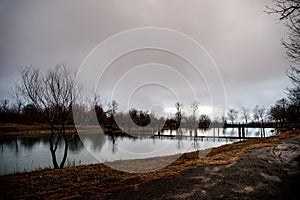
left=266, top=0, right=300, bottom=63
left=190, top=100, right=200, bottom=124
left=253, top=105, right=266, bottom=123
left=13, top=92, right=24, bottom=116
left=267, top=1, right=300, bottom=110
left=175, top=102, right=182, bottom=122
left=227, top=108, right=238, bottom=124
left=17, top=64, right=78, bottom=169
left=240, top=107, right=250, bottom=124
left=287, top=66, right=300, bottom=85
left=73, top=93, right=99, bottom=125
left=221, top=114, right=227, bottom=124
left=198, top=114, right=211, bottom=128
left=0, top=99, right=9, bottom=113
left=107, top=100, right=118, bottom=117
left=269, top=98, right=288, bottom=122
left=258, top=106, right=266, bottom=122
left=253, top=106, right=260, bottom=122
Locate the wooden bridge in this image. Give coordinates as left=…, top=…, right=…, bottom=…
left=101, top=122, right=297, bottom=139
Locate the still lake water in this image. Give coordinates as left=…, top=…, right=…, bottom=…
left=0, top=128, right=276, bottom=175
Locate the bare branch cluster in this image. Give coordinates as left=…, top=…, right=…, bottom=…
left=16, top=64, right=79, bottom=168
left=266, top=0, right=300, bottom=63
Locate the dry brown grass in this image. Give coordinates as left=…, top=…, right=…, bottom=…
left=0, top=130, right=299, bottom=199
left=0, top=123, right=77, bottom=138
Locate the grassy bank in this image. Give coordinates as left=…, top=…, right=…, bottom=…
left=0, top=129, right=299, bottom=199
left=0, top=123, right=127, bottom=139
left=0, top=123, right=78, bottom=138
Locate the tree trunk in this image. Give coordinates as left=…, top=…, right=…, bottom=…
left=49, top=134, right=59, bottom=169
left=49, top=126, right=59, bottom=169
left=60, top=134, right=69, bottom=168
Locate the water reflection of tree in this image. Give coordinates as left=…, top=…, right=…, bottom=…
left=177, top=138, right=183, bottom=150
left=68, top=135, right=84, bottom=153
left=191, top=137, right=200, bottom=150
left=20, top=137, right=41, bottom=150
left=0, top=139, right=21, bottom=154
left=230, top=128, right=236, bottom=135
left=80, top=134, right=106, bottom=152
left=108, top=135, right=117, bottom=153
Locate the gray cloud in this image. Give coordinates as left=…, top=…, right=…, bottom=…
left=0, top=0, right=291, bottom=115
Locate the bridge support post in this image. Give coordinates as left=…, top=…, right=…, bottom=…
left=242, top=127, right=245, bottom=138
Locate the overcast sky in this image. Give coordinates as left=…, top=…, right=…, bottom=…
left=0, top=0, right=292, bottom=118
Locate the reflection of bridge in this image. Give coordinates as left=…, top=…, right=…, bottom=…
left=153, top=135, right=268, bottom=141
left=102, top=124, right=280, bottom=140
left=117, top=122, right=297, bottom=129
left=153, top=127, right=274, bottom=140
left=102, top=122, right=297, bottom=139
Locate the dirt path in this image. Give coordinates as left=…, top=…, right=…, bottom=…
left=102, top=135, right=300, bottom=200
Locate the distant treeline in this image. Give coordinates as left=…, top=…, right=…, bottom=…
left=0, top=96, right=299, bottom=132
left=0, top=99, right=209, bottom=131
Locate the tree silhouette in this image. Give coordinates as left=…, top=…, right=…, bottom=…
left=106, top=100, right=118, bottom=117
left=227, top=108, right=238, bottom=124
left=16, top=65, right=78, bottom=169
left=267, top=0, right=300, bottom=122
left=198, top=114, right=211, bottom=129
left=253, top=105, right=266, bottom=123
left=190, top=100, right=200, bottom=125
left=266, top=0, right=300, bottom=63
left=241, top=107, right=250, bottom=124
left=129, top=108, right=151, bottom=127
left=175, top=102, right=182, bottom=122
left=269, top=98, right=288, bottom=123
